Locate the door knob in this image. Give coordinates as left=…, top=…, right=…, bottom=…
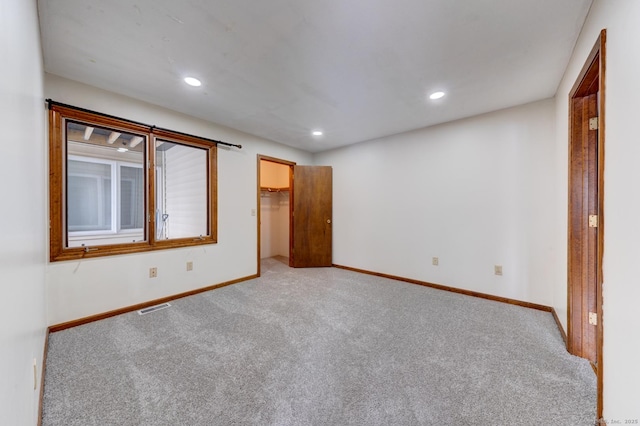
left=327, top=219, right=331, bottom=224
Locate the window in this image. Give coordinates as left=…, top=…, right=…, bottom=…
left=49, top=105, right=217, bottom=261
left=66, top=156, right=144, bottom=242
left=155, top=139, right=209, bottom=240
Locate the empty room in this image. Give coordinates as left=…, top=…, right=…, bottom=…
left=2, top=0, right=640, bottom=425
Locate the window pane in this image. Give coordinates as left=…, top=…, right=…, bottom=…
left=120, top=166, right=144, bottom=230
left=155, top=139, right=208, bottom=240
left=66, top=121, right=146, bottom=247
left=67, top=160, right=111, bottom=232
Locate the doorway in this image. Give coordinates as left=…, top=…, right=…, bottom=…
left=257, top=155, right=333, bottom=275
left=258, top=156, right=295, bottom=273
left=567, top=29, right=605, bottom=419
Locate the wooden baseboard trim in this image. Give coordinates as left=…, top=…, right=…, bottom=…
left=37, top=327, right=50, bottom=426
left=333, top=264, right=555, bottom=312
left=550, top=306, right=568, bottom=347
left=49, top=274, right=258, bottom=333
left=333, top=264, right=570, bottom=342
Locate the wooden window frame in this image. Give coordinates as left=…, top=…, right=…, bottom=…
left=49, top=104, right=217, bottom=262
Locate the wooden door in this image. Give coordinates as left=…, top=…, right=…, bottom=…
left=291, top=166, right=332, bottom=267
left=567, top=32, right=605, bottom=421
left=568, top=93, right=598, bottom=363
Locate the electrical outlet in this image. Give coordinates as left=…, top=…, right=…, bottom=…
left=186, top=261, right=193, bottom=271
left=432, top=257, right=439, bottom=266
left=149, top=267, right=158, bottom=278
left=494, top=265, right=503, bottom=276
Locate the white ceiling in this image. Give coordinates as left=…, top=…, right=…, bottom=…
left=38, top=0, right=593, bottom=153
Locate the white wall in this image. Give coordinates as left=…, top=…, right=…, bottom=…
left=0, top=1, right=47, bottom=425
left=553, top=0, right=640, bottom=420
left=45, top=74, right=313, bottom=325
left=315, top=99, right=557, bottom=306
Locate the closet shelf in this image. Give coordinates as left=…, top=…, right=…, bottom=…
left=260, top=186, right=289, bottom=193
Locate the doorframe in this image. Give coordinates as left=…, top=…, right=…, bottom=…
left=256, top=155, right=296, bottom=276
left=567, top=29, right=605, bottom=420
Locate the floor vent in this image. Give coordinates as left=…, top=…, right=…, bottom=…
left=138, top=303, right=171, bottom=315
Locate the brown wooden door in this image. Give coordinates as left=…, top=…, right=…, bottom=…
left=567, top=29, right=605, bottom=421
left=568, top=93, right=598, bottom=364
left=291, top=165, right=332, bottom=267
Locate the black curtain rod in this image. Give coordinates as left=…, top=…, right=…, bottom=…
left=151, top=126, right=242, bottom=149
left=45, top=99, right=242, bottom=149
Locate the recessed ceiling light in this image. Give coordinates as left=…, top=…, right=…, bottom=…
left=117, top=147, right=129, bottom=153
left=312, top=130, right=323, bottom=136
left=184, top=77, right=202, bottom=87
left=429, top=91, right=445, bottom=100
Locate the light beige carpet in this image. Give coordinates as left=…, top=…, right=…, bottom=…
left=42, top=258, right=596, bottom=425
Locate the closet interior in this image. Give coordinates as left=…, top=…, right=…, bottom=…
left=260, top=160, right=290, bottom=264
